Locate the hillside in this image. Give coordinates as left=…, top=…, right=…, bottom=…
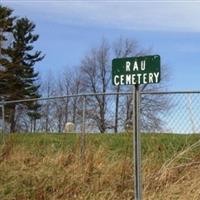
left=1, top=133, right=200, bottom=200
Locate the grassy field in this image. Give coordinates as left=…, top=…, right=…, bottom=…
left=1, top=133, right=200, bottom=200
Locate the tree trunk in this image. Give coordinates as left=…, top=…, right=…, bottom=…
left=72, top=98, right=77, bottom=124
left=30, top=119, right=33, bottom=133
left=45, top=102, right=49, bottom=132
left=10, top=106, right=16, bottom=133
left=126, top=95, right=132, bottom=122
left=65, top=98, right=69, bottom=123
left=33, top=119, right=36, bottom=133
left=58, top=113, right=62, bottom=133
left=99, top=100, right=106, bottom=133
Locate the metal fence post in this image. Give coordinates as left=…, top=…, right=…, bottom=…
left=133, top=85, right=142, bottom=200
left=80, top=95, right=86, bottom=161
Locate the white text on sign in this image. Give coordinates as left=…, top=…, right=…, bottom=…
left=113, top=60, right=160, bottom=85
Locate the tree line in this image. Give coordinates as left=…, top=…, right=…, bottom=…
left=0, top=5, right=44, bottom=132
left=39, top=39, right=170, bottom=133
left=0, top=5, right=170, bottom=133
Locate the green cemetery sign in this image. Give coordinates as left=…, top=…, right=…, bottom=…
left=112, top=55, right=160, bottom=85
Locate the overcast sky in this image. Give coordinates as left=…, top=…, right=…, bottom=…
left=2, top=1, right=200, bottom=90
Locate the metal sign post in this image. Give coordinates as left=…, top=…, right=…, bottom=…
left=112, top=55, right=161, bottom=200
left=133, top=84, right=142, bottom=200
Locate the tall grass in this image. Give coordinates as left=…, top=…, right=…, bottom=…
left=1, top=133, right=200, bottom=200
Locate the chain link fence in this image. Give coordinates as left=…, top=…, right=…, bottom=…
left=1, top=90, right=200, bottom=199
left=141, top=91, right=200, bottom=134
left=0, top=91, right=200, bottom=134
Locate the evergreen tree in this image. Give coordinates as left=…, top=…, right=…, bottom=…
left=0, top=5, right=15, bottom=99
left=0, top=14, right=44, bottom=132
left=11, top=17, right=44, bottom=132
left=0, top=6, right=16, bottom=130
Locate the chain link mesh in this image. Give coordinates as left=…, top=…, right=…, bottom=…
left=141, top=93, right=200, bottom=134
left=1, top=91, right=200, bottom=134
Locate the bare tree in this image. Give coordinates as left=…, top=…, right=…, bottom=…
left=62, top=69, right=72, bottom=124
left=40, top=70, right=56, bottom=132
left=111, top=37, right=171, bottom=133
left=79, top=37, right=171, bottom=133
left=61, top=68, right=83, bottom=127
left=123, top=64, right=171, bottom=133
left=80, top=39, right=110, bottom=133
left=112, top=37, right=138, bottom=133
left=48, top=68, right=84, bottom=133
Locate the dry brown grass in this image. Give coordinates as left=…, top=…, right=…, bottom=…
left=0, top=140, right=133, bottom=200
left=143, top=138, right=200, bottom=200
left=1, top=134, right=200, bottom=200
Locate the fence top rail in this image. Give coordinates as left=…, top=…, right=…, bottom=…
left=0, top=91, right=133, bottom=104
left=1, top=90, right=200, bottom=104
left=141, top=90, right=200, bottom=95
